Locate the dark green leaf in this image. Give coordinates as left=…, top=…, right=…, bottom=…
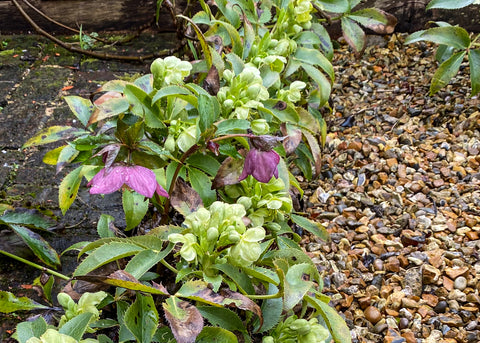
left=301, top=64, right=331, bottom=107
left=469, top=49, right=480, bottom=96
left=405, top=26, right=470, bottom=49
left=225, top=53, right=245, bottom=75
left=341, top=17, right=365, bottom=54
left=348, top=8, right=397, bottom=34
left=215, top=119, right=250, bottom=135
left=291, top=214, right=329, bottom=241
left=124, top=84, right=165, bottom=129
left=189, top=168, right=216, bottom=207
left=316, top=0, right=350, bottom=13
left=261, top=100, right=299, bottom=123
left=311, top=23, right=334, bottom=60
left=96, top=214, right=116, bottom=238
left=186, top=153, right=221, bottom=176
left=125, top=293, right=159, bottom=343
left=212, top=263, right=254, bottom=294
left=430, top=51, right=466, bottom=95
left=197, top=306, right=245, bottom=332
left=212, top=20, right=243, bottom=57
left=151, top=85, right=192, bottom=105
left=9, top=224, right=60, bottom=268
left=58, top=312, right=93, bottom=340
left=195, top=327, right=238, bottom=343
left=73, top=241, right=143, bottom=276
left=123, top=189, right=149, bottom=231
left=15, top=316, right=48, bottom=343
left=255, top=284, right=282, bottom=333
left=306, top=295, right=352, bottom=343
left=426, top=0, right=475, bottom=10
left=283, top=263, right=315, bottom=310
left=125, top=244, right=174, bottom=280
left=294, top=47, right=334, bottom=82
left=0, top=211, right=54, bottom=230
left=198, top=93, right=219, bottom=133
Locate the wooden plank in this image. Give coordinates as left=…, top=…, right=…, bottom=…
left=1, top=0, right=480, bottom=34
left=0, top=0, right=177, bottom=33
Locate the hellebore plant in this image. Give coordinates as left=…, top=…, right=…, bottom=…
left=7, top=0, right=402, bottom=341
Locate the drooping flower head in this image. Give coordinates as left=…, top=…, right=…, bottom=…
left=239, top=135, right=284, bottom=183
left=88, top=165, right=168, bottom=198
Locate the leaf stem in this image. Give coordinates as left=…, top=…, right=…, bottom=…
left=0, top=249, right=70, bottom=281
left=160, top=258, right=179, bottom=274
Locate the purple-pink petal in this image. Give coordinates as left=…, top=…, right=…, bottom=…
left=88, top=166, right=126, bottom=194
left=239, top=148, right=280, bottom=183
left=88, top=165, right=169, bottom=198
left=155, top=183, right=169, bottom=198
left=123, top=165, right=157, bottom=198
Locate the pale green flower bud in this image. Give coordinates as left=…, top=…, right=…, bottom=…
left=262, top=337, right=274, bottom=343
left=251, top=119, right=269, bottom=135
left=247, top=84, right=262, bottom=99
left=228, top=230, right=241, bottom=243
left=237, top=196, right=252, bottom=210
left=223, top=69, right=234, bottom=83
left=290, top=318, right=311, bottom=336
left=206, top=227, right=219, bottom=242
left=164, top=135, right=176, bottom=152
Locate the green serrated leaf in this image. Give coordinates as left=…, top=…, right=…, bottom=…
left=212, top=263, right=254, bottom=294
left=316, top=0, right=350, bottom=13
left=196, top=326, right=238, bottom=343
left=124, top=84, right=165, bottom=129
left=290, top=214, right=329, bottom=242
left=197, top=306, right=246, bottom=332
left=255, top=284, right=282, bottom=333
left=64, top=96, right=94, bottom=127
left=23, top=126, right=89, bottom=148
left=469, top=49, right=480, bottom=96
left=426, top=0, right=475, bottom=10
left=212, top=20, right=243, bottom=57
left=341, top=17, right=365, bottom=54
left=294, top=47, right=334, bottom=82
left=0, top=211, right=54, bottom=230
left=189, top=167, right=216, bottom=207
left=282, top=263, right=315, bottom=311
left=124, top=244, right=174, bottom=280
left=122, top=189, right=149, bottom=231
left=73, top=241, right=144, bottom=276
left=301, top=64, right=331, bottom=107
left=430, top=51, right=466, bottom=95
left=9, top=224, right=60, bottom=268
left=0, top=291, right=49, bottom=313
left=405, top=26, right=470, bottom=49
left=125, top=293, right=159, bottom=343
left=306, top=295, right=352, bottom=343
left=58, top=312, right=93, bottom=340
left=15, top=316, right=48, bottom=343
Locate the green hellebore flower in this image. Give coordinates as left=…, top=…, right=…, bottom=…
left=168, top=233, right=198, bottom=261
left=229, top=227, right=265, bottom=266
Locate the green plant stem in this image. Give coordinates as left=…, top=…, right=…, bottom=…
left=209, top=133, right=254, bottom=143
left=0, top=249, right=70, bottom=281
left=160, top=259, right=179, bottom=274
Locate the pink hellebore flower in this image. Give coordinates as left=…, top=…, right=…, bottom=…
left=239, top=135, right=283, bottom=183
left=88, top=165, right=169, bottom=198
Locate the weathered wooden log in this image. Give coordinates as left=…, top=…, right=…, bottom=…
left=1, top=0, right=480, bottom=34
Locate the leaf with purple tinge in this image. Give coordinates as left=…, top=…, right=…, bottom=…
left=163, top=296, right=204, bottom=343
left=212, top=156, right=244, bottom=189
left=170, top=178, right=203, bottom=216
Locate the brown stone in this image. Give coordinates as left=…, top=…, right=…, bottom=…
left=433, top=179, right=445, bottom=188
left=445, top=266, right=469, bottom=279
left=347, top=141, right=363, bottom=151
left=402, top=330, right=417, bottom=343
left=422, top=293, right=439, bottom=307
left=364, top=305, right=382, bottom=324
left=385, top=256, right=401, bottom=272
left=443, top=276, right=454, bottom=291
left=465, top=231, right=479, bottom=240
left=422, top=264, right=441, bottom=284
left=386, top=157, right=398, bottom=168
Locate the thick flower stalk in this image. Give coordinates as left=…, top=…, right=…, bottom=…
left=87, top=165, right=168, bottom=198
